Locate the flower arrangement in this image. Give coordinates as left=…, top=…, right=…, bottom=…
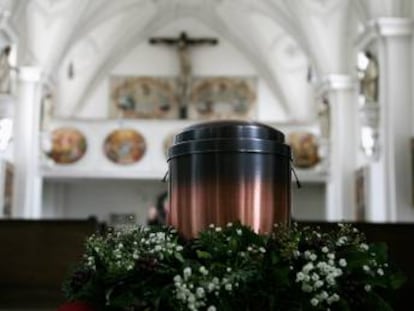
left=62, top=222, right=404, bottom=311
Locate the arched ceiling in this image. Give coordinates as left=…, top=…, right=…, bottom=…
left=4, top=0, right=407, bottom=121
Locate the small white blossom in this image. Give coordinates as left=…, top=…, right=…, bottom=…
left=360, top=243, right=369, bottom=251
left=322, top=247, right=329, bottom=253
left=310, top=298, right=319, bottom=306
left=183, top=267, right=192, bottom=279
left=199, top=266, right=209, bottom=276
left=364, top=284, right=372, bottom=292
left=363, top=265, right=370, bottom=272
left=207, top=306, right=216, bottom=311
left=377, top=268, right=384, bottom=276
left=226, top=222, right=233, bottom=227
left=338, top=258, right=347, bottom=267
left=236, top=229, right=242, bottom=236
left=196, top=287, right=205, bottom=298
left=296, top=272, right=305, bottom=282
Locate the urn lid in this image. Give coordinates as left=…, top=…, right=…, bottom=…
left=174, top=120, right=285, bottom=144
left=168, top=120, right=290, bottom=160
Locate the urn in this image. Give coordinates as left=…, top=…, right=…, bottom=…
left=167, top=120, right=291, bottom=238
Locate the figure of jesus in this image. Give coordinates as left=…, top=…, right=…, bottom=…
left=150, top=32, right=218, bottom=119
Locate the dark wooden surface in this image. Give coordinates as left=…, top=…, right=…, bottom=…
left=0, top=219, right=99, bottom=309
left=0, top=220, right=413, bottom=310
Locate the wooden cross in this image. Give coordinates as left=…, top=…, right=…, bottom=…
left=149, top=31, right=218, bottom=119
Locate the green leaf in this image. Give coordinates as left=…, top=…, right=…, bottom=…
left=196, top=250, right=213, bottom=259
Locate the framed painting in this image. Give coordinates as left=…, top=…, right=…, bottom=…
left=103, top=129, right=146, bottom=165
left=188, top=76, right=257, bottom=120
left=110, top=76, right=179, bottom=119
left=45, top=127, right=87, bottom=164
left=287, top=132, right=320, bottom=169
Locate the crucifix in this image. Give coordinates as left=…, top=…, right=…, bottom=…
left=149, top=31, right=218, bottom=119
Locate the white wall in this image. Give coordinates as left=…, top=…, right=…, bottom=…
left=74, top=17, right=287, bottom=121
left=43, top=179, right=166, bottom=224
left=292, top=183, right=326, bottom=221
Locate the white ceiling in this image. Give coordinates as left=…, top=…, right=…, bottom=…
left=0, top=0, right=412, bottom=120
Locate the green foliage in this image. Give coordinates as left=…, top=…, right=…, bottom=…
left=64, top=223, right=404, bottom=311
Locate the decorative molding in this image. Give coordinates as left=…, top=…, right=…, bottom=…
left=355, top=17, right=413, bottom=50
left=18, top=66, right=42, bottom=82
left=316, top=74, right=356, bottom=96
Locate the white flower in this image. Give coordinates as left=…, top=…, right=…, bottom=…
left=173, top=275, right=182, bottom=283
left=315, top=280, right=324, bottom=288
left=209, top=224, right=215, bottom=228
left=183, top=267, right=192, bottom=279
left=176, top=245, right=183, bottom=251
left=310, top=254, right=317, bottom=261
left=311, top=273, right=320, bottom=281
left=226, top=222, right=233, bottom=227
left=302, top=284, right=313, bottom=293
left=363, top=265, right=370, bottom=272
left=225, top=283, right=232, bottom=291
left=207, top=306, right=216, bottom=311
left=338, top=258, right=347, bottom=267
left=207, top=282, right=215, bottom=292
left=319, top=291, right=329, bottom=300
left=236, top=229, right=242, bottom=236
left=199, top=266, right=209, bottom=275
left=196, top=287, right=205, bottom=298
left=303, top=262, right=314, bottom=273
left=259, top=247, right=266, bottom=254
left=364, top=284, right=372, bottom=292
left=215, top=227, right=222, bottom=232
left=327, top=253, right=335, bottom=260
left=296, top=272, right=305, bottom=282
left=310, top=298, right=319, bottom=306
left=377, top=268, right=384, bottom=276
left=360, top=243, right=369, bottom=251
left=226, top=267, right=232, bottom=272
left=322, top=247, right=329, bottom=253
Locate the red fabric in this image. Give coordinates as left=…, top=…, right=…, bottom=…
left=57, top=301, right=95, bottom=311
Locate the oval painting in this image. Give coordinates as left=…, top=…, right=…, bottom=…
left=47, top=127, right=87, bottom=164
left=288, top=132, right=320, bottom=169
left=104, top=129, right=146, bottom=165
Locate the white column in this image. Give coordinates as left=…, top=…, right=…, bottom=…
left=357, top=18, right=413, bottom=221
left=12, top=67, right=43, bottom=218
left=318, top=75, right=358, bottom=221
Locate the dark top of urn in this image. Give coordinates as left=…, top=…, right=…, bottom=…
left=168, top=120, right=291, bottom=160
left=174, top=120, right=285, bottom=143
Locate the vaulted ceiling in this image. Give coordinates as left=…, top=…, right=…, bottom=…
left=1, top=0, right=412, bottom=121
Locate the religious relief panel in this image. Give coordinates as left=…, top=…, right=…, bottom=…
left=45, top=128, right=87, bottom=164
left=110, top=76, right=179, bottom=119
left=103, top=129, right=146, bottom=165
left=109, top=75, right=257, bottom=121
left=287, top=132, right=320, bottom=169
left=189, top=77, right=257, bottom=120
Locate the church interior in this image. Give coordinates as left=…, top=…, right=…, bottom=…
left=1, top=0, right=414, bottom=309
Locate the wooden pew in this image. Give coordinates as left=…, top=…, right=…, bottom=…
left=0, top=219, right=100, bottom=309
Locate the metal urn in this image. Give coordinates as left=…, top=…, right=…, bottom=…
left=167, top=120, right=291, bottom=238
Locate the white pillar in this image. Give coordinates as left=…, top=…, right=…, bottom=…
left=356, top=18, right=413, bottom=221
left=318, top=75, right=358, bottom=221
left=12, top=67, right=43, bottom=218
